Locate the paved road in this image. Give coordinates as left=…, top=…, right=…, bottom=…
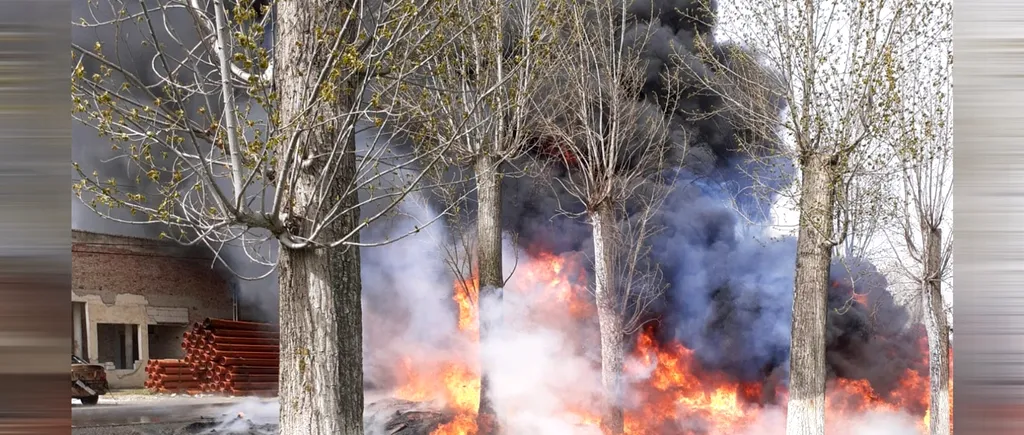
left=71, top=390, right=393, bottom=434
left=73, top=396, right=253, bottom=426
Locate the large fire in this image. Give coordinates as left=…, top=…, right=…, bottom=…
left=393, top=251, right=952, bottom=434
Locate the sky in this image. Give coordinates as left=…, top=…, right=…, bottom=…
left=715, top=0, right=954, bottom=321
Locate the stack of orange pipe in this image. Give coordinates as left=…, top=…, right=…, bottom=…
left=181, top=318, right=279, bottom=396
left=144, top=359, right=201, bottom=394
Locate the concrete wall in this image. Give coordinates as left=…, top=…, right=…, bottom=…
left=71, top=230, right=234, bottom=388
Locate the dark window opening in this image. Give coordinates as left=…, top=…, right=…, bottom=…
left=96, top=323, right=139, bottom=370
left=148, top=324, right=187, bottom=359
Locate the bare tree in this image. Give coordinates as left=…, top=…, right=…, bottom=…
left=679, top=0, right=926, bottom=433
left=71, top=1, right=454, bottom=433
left=829, top=170, right=900, bottom=316
left=385, top=0, right=564, bottom=431
left=833, top=172, right=897, bottom=261
left=533, top=1, right=682, bottom=432
left=882, top=2, right=953, bottom=433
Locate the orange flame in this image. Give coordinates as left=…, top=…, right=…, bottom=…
left=430, top=362, right=481, bottom=435
left=431, top=275, right=483, bottom=435
left=623, top=328, right=763, bottom=434
left=394, top=357, right=433, bottom=402
left=393, top=251, right=951, bottom=435
left=852, top=292, right=869, bottom=306
left=433, top=413, right=478, bottom=435
left=517, top=251, right=593, bottom=317
left=454, top=276, right=480, bottom=336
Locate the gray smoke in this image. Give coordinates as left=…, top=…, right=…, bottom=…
left=73, top=0, right=283, bottom=323
left=72, top=0, right=930, bottom=429
left=738, top=407, right=923, bottom=435
left=493, top=0, right=927, bottom=408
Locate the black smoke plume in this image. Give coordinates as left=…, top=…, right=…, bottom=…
left=71, top=0, right=928, bottom=410
left=496, top=0, right=927, bottom=404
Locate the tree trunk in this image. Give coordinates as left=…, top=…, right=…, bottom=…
left=475, top=153, right=503, bottom=435
left=592, top=203, right=625, bottom=434
left=278, top=244, right=363, bottom=435
left=922, top=226, right=951, bottom=435
left=275, top=1, right=363, bottom=433
left=786, top=152, right=836, bottom=435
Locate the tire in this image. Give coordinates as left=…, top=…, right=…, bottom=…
left=79, top=395, right=99, bottom=405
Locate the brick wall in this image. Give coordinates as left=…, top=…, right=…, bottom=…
left=72, top=230, right=233, bottom=325
left=71, top=230, right=235, bottom=388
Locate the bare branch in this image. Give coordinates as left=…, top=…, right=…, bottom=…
left=72, top=0, right=464, bottom=274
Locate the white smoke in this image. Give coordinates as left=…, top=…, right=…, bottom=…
left=359, top=192, right=464, bottom=386
left=72, top=4, right=928, bottom=431
left=354, top=201, right=932, bottom=435
left=204, top=397, right=279, bottom=434
left=362, top=206, right=611, bottom=433
left=483, top=288, right=605, bottom=435
left=197, top=182, right=932, bottom=435
left=843, top=411, right=924, bottom=435
left=737, top=407, right=923, bottom=435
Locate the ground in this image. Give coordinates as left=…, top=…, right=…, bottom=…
left=71, top=389, right=433, bottom=435
left=73, top=390, right=278, bottom=435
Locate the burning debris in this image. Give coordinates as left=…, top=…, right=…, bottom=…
left=365, top=399, right=455, bottom=435
left=69, top=0, right=951, bottom=432
left=360, top=246, right=948, bottom=435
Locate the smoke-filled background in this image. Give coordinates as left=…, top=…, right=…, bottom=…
left=72, top=0, right=932, bottom=432
left=493, top=0, right=927, bottom=403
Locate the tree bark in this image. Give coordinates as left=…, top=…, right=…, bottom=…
left=922, top=226, right=951, bottom=435
left=275, top=1, right=364, bottom=433
left=786, top=152, right=836, bottom=435
left=475, top=153, right=503, bottom=435
left=592, top=203, right=625, bottom=434
left=278, top=243, right=363, bottom=435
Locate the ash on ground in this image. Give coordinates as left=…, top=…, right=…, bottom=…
left=177, top=419, right=277, bottom=435
left=186, top=398, right=451, bottom=435
left=70, top=419, right=277, bottom=435
left=366, top=398, right=452, bottom=435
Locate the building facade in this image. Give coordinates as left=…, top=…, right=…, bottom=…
left=71, top=230, right=235, bottom=388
